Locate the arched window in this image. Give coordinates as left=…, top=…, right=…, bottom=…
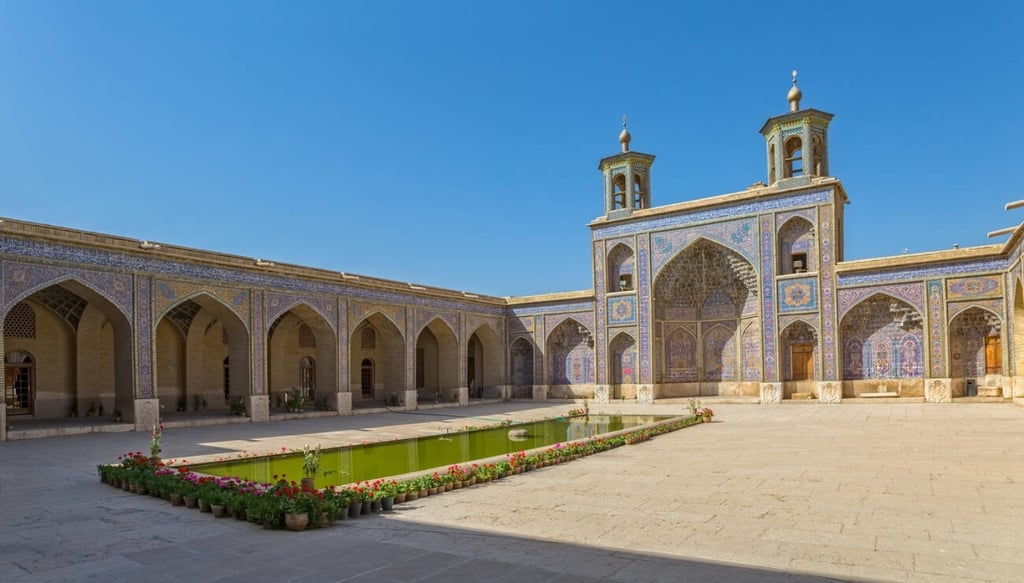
left=784, top=136, right=802, bottom=178
left=607, top=244, right=635, bottom=292
left=632, top=173, right=646, bottom=209
left=360, top=358, right=374, bottom=397
left=769, top=143, right=777, bottom=183
left=612, top=173, right=627, bottom=209
left=299, top=356, right=316, bottom=400
left=812, top=134, right=824, bottom=176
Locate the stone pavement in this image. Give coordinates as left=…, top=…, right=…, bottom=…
left=1, top=402, right=1022, bottom=582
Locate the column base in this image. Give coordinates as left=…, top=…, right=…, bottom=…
left=925, top=378, right=952, bottom=403
left=593, top=385, right=610, bottom=404
left=531, top=385, right=548, bottom=400
left=247, top=395, right=270, bottom=422
left=335, top=392, right=353, bottom=415
left=133, top=398, right=160, bottom=431
left=403, top=390, right=418, bottom=411
left=760, top=383, right=782, bottom=404
left=817, top=382, right=842, bottom=404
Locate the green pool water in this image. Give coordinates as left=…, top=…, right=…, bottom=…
left=191, top=414, right=669, bottom=487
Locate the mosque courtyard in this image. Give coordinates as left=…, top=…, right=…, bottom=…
left=1, top=402, right=1022, bottom=582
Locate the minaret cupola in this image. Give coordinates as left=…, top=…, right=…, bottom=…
left=599, top=116, right=655, bottom=219
left=760, top=71, right=833, bottom=185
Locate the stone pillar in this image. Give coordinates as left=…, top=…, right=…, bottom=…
left=532, top=385, right=548, bottom=401
left=817, top=381, right=841, bottom=404
left=636, top=385, right=653, bottom=405
left=403, top=389, right=418, bottom=411
left=458, top=387, right=469, bottom=406
left=247, top=395, right=269, bottom=422
left=925, top=378, right=952, bottom=403
left=0, top=404, right=7, bottom=442
left=759, top=382, right=782, bottom=404
left=133, top=398, right=161, bottom=432
left=593, top=385, right=610, bottom=404
left=335, top=392, right=352, bottom=415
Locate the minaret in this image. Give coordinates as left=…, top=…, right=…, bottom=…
left=598, top=116, right=655, bottom=218
left=759, top=71, right=833, bottom=185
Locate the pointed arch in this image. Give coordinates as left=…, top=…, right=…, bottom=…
left=780, top=320, right=819, bottom=383
left=607, top=243, right=636, bottom=292
left=266, top=298, right=337, bottom=335
left=3, top=278, right=135, bottom=420
left=267, top=302, right=339, bottom=407
left=777, top=216, right=816, bottom=275
left=350, top=312, right=405, bottom=401
left=608, top=331, right=637, bottom=389
left=509, top=336, right=535, bottom=397
left=467, top=323, right=503, bottom=397
left=839, top=293, right=923, bottom=381
left=416, top=317, right=459, bottom=398
left=155, top=292, right=251, bottom=413
left=546, top=318, right=595, bottom=386
left=949, top=306, right=1003, bottom=393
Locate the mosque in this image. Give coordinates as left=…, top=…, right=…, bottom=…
left=3, top=76, right=1020, bottom=440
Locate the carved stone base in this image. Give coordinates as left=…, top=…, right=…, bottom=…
left=335, top=392, right=353, bottom=415
left=403, top=390, right=418, bottom=410
left=636, top=385, right=653, bottom=405
left=760, top=383, right=781, bottom=404
left=532, top=385, right=548, bottom=401
left=593, top=385, right=610, bottom=404
left=818, top=382, right=841, bottom=404
left=133, top=398, right=160, bottom=431
left=247, top=395, right=270, bottom=422
left=925, top=378, right=952, bottom=403
left=457, top=387, right=469, bottom=406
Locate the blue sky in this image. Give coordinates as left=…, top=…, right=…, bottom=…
left=1, top=2, right=1021, bottom=297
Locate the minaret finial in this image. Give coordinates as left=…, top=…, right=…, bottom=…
left=619, top=115, right=631, bottom=152
left=787, top=69, right=802, bottom=112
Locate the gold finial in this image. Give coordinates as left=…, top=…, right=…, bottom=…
left=619, top=115, right=631, bottom=152
left=787, top=69, right=802, bottom=112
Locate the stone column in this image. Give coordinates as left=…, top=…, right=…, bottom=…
left=457, top=387, right=469, bottom=406
left=925, top=378, right=952, bottom=403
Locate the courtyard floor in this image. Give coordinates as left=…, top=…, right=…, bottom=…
left=1, top=401, right=1022, bottom=582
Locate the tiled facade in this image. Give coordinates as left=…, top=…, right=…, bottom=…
left=3, top=89, right=1022, bottom=439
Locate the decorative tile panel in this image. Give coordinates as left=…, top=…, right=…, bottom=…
left=2, top=260, right=133, bottom=320
left=594, top=241, right=607, bottom=385
left=592, top=189, right=833, bottom=239
left=837, top=283, right=925, bottom=321
left=819, top=208, right=837, bottom=380
left=778, top=277, right=818, bottom=313
left=650, top=218, right=757, bottom=277
left=837, top=259, right=1008, bottom=286
left=948, top=299, right=1004, bottom=320
left=508, top=301, right=595, bottom=317
left=252, top=290, right=264, bottom=395
left=760, top=215, right=777, bottom=380
left=776, top=208, right=817, bottom=228
left=607, top=295, right=637, bottom=326
left=946, top=276, right=1003, bottom=300
left=637, top=234, right=652, bottom=383
left=349, top=301, right=405, bottom=335
left=153, top=279, right=250, bottom=327
left=135, top=276, right=152, bottom=398
left=266, top=292, right=338, bottom=333
left=509, top=317, right=534, bottom=334
left=415, top=310, right=459, bottom=337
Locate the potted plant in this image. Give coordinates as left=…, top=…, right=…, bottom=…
left=377, top=481, right=398, bottom=511
left=301, top=444, right=322, bottom=490
left=149, top=423, right=163, bottom=464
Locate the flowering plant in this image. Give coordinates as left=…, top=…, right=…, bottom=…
left=150, top=423, right=163, bottom=457
left=697, top=407, right=714, bottom=421
left=301, top=444, right=321, bottom=479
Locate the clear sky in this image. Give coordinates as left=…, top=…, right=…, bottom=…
left=2, top=2, right=1021, bottom=298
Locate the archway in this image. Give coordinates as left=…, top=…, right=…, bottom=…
left=780, top=320, right=819, bottom=398
left=155, top=293, right=250, bottom=414
left=467, top=324, right=502, bottom=399
left=509, top=337, right=534, bottom=399
left=949, top=307, right=1003, bottom=397
left=267, top=304, right=338, bottom=411
left=349, top=312, right=404, bottom=403
left=546, top=318, right=595, bottom=398
left=777, top=217, right=816, bottom=275
left=839, top=294, right=924, bottom=397
left=608, top=332, right=637, bottom=399
left=653, top=238, right=759, bottom=397
left=415, top=318, right=458, bottom=402
left=3, top=279, right=134, bottom=421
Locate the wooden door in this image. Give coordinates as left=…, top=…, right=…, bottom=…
left=791, top=343, right=814, bottom=381
left=985, top=336, right=1002, bottom=375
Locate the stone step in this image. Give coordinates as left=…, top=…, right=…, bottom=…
left=791, top=392, right=815, bottom=400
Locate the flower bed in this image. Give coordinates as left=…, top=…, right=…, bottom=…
left=97, top=414, right=705, bottom=531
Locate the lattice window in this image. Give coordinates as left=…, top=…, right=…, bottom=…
left=298, top=323, right=316, bottom=347
left=4, top=302, right=36, bottom=338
